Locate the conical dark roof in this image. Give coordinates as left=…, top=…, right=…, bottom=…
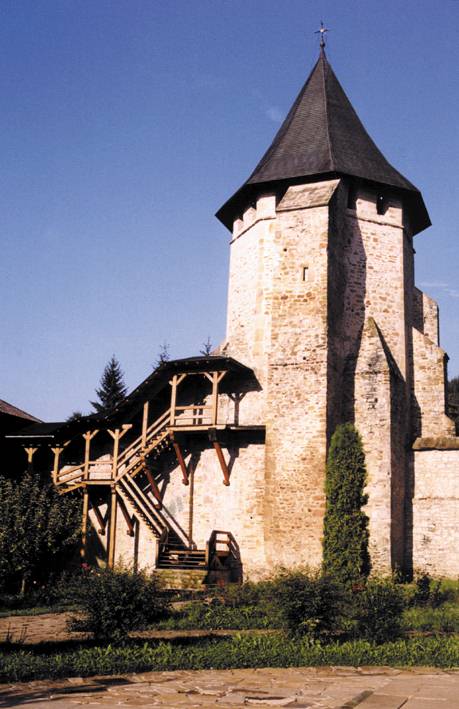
left=216, top=49, right=430, bottom=234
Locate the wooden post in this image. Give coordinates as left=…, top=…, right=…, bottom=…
left=24, top=447, right=38, bottom=473
left=206, top=371, right=227, bottom=426
left=169, top=373, right=187, bottom=426
left=51, top=446, right=64, bottom=484
left=170, top=375, right=178, bottom=426
left=108, top=486, right=118, bottom=568
left=108, top=426, right=131, bottom=481
left=188, top=461, right=195, bottom=549
left=82, top=430, right=98, bottom=481
left=81, top=489, right=89, bottom=559
left=141, top=401, right=149, bottom=448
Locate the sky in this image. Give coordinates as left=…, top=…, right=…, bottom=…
left=0, top=0, right=458, bottom=421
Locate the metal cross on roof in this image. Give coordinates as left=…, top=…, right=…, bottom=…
left=315, top=21, right=330, bottom=48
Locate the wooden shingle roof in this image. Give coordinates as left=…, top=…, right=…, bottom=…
left=217, top=49, right=430, bottom=235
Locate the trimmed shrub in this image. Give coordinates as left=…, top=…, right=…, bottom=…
left=353, top=579, right=405, bottom=643
left=69, top=567, right=169, bottom=643
left=272, top=570, right=345, bottom=640
left=323, top=423, right=370, bottom=585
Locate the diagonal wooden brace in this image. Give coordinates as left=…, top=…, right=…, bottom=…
left=172, top=442, right=189, bottom=485
left=91, top=501, right=107, bottom=535
left=117, top=494, right=135, bottom=537
left=144, top=467, right=163, bottom=509
left=212, top=441, right=231, bottom=486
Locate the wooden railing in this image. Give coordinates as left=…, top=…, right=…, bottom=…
left=205, top=530, right=240, bottom=567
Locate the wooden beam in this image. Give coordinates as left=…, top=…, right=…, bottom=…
left=212, top=441, right=231, bottom=486
left=172, top=441, right=189, bottom=485
left=107, top=486, right=118, bottom=568
left=81, top=489, right=89, bottom=559
left=144, top=467, right=162, bottom=508
left=117, top=494, right=135, bottom=536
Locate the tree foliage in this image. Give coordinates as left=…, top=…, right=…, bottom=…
left=91, top=355, right=127, bottom=414
left=0, top=472, right=81, bottom=593
left=323, top=423, right=371, bottom=584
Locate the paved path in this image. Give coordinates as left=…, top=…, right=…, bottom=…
left=0, top=612, right=247, bottom=645
left=0, top=667, right=458, bottom=708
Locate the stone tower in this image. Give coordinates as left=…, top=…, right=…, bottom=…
left=216, top=48, right=455, bottom=575
left=26, top=46, right=457, bottom=583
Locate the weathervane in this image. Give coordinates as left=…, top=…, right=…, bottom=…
left=315, top=21, right=330, bottom=49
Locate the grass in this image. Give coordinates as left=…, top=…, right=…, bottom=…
left=1, top=633, right=458, bottom=682
left=403, top=603, right=459, bottom=633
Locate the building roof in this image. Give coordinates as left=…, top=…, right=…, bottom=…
left=216, top=49, right=430, bottom=235
left=6, top=355, right=255, bottom=442
left=0, top=399, right=41, bottom=423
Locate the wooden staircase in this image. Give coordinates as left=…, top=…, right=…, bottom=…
left=54, top=406, right=210, bottom=568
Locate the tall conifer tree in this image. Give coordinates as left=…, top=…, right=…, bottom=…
left=323, top=423, right=371, bottom=584
left=91, top=355, right=127, bottom=414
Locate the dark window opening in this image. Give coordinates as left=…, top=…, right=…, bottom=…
left=377, top=193, right=388, bottom=215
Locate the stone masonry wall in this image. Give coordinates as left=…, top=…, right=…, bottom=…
left=262, top=183, right=338, bottom=569
left=354, top=318, right=404, bottom=573
left=413, top=446, right=459, bottom=576
left=412, top=326, right=454, bottom=437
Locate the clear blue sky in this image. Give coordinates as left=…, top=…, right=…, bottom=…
left=1, top=0, right=458, bottom=421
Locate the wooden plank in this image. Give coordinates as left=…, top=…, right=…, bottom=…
left=212, top=441, right=231, bottom=486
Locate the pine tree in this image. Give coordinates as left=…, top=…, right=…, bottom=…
left=154, top=342, right=170, bottom=368
left=200, top=337, right=213, bottom=356
left=323, top=423, right=371, bottom=584
left=91, top=355, right=127, bottom=414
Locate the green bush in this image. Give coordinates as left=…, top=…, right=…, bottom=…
left=272, top=570, right=345, bottom=639
left=412, top=573, right=448, bottom=608
left=323, top=424, right=370, bottom=585
left=354, top=579, right=406, bottom=643
left=68, top=567, right=169, bottom=643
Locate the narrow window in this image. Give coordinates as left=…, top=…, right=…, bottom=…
left=377, top=193, right=387, bottom=215
left=302, top=266, right=309, bottom=282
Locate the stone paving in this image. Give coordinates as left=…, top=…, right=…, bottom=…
left=1, top=667, right=458, bottom=708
